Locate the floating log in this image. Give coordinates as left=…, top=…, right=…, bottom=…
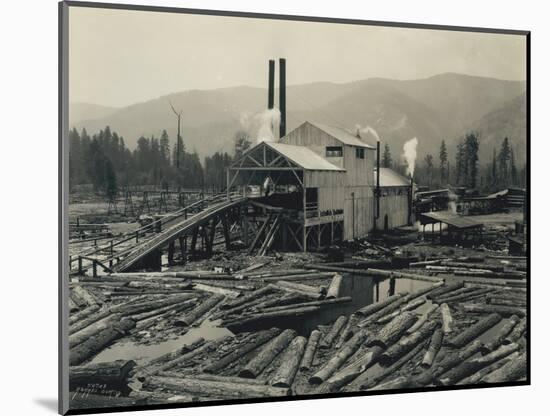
left=446, top=313, right=502, bottom=348
left=69, top=308, right=112, bottom=335
left=143, top=375, right=291, bottom=398
left=212, top=293, right=280, bottom=321
left=275, top=280, right=327, bottom=299
left=70, top=360, right=136, bottom=389
left=225, top=306, right=320, bottom=330
left=69, top=314, right=120, bottom=348
left=68, top=297, right=78, bottom=312
left=193, top=283, right=241, bottom=298
left=259, top=297, right=352, bottom=314
left=440, top=303, right=453, bottom=334
left=270, top=336, right=307, bottom=387
left=131, top=298, right=196, bottom=322
left=503, top=318, right=526, bottom=344
left=487, top=296, right=526, bottom=308
left=317, top=346, right=383, bottom=393
left=363, top=268, right=443, bottom=283
left=379, top=321, right=438, bottom=366
left=190, top=373, right=267, bottom=386
left=203, top=328, right=281, bottom=374
left=480, top=352, right=527, bottom=383
left=146, top=338, right=205, bottom=367
left=402, top=296, right=427, bottom=311
left=175, top=294, right=224, bottom=327
left=421, top=328, right=443, bottom=368
left=411, top=340, right=483, bottom=386
left=72, top=285, right=100, bottom=306
left=309, top=328, right=368, bottom=385
left=259, top=272, right=335, bottom=282
left=239, top=329, right=297, bottom=378
left=355, top=294, right=404, bottom=317
left=437, top=343, right=520, bottom=386
left=125, top=281, right=193, bottom=291
left=143, top=337, right=231, bottom=378
left=461, top=303, right=525, bottom=317
left=426, top=282, right=464, bottom=300
left=118, top=294, right=196, bottom=316
left=406, top=305, right=438, bottom=335
left=358, top=341, right=427, bottom=391
left=325, top=274, right=343, bottom=299
left=319, top=316, right=348, bottom=349
left=106, top=290, right=195, bottom=297
left=70, top=318, right=136, bottom=366
left=299, top=330, right=321, bottom=371
left=70, top=290, right=88, bottom=309
left=367, top=312, right=417, bottom=349
left=442, top=261, right=505, bottom=272
left=358, top=296, right=410, bottom=327
left=409, top=259, right=444, bottom=267
left=220, top=285, right=277, bottom=310
left=435, top=287, right=494, bottom=304
left=457, top=351, right=520, bottom=385
left=250, top=293, right=306, bottom=311
left=433, top=286, right=481, bottom=302
left=334, top=316, right=358, bottom=349
left=377, top=297, right=427, bottom=324
left=234, top=262, right=270, bottom=277
left=480, top=315, right=520, bottom=354
left=274, top=283, right=325, bottom=300
left=69, top=304, right=101, bottom=326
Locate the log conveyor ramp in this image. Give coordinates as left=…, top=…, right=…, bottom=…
left=71, top=193, right=246, bottom=275
left=112, top=196, right=247, bottom=272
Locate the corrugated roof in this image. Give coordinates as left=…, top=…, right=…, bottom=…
left=266, top=142, right=345, bottom=171
left=420, top=211, right=482, bottom=229
left=375, top=168, right=410, bottom=187
left=307, top=122, right=375, bottom=149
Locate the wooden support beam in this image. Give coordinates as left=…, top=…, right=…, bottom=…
left=221, top=214, right=231, bottom=250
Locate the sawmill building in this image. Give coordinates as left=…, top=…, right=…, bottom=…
left=227, top=121, right=411, bottom=251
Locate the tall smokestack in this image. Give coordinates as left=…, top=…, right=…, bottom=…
left=376, top=141, right=381, bottom=220
left=408, top=175, right=414, bottom=225
left=268, top=60, right=275, bottom=110
left=279, top=58, right=286, bottom=138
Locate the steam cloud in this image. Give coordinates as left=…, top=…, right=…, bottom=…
left=255, top=108, right=281, bottom=144
left=355, top=124, right=380, bottom=142
left=402, top=137, right=418, bottom=177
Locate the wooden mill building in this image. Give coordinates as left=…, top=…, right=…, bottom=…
left=227, top=121, right=411, bottom=252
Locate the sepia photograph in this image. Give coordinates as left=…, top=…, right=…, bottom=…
left=60, top=1, right=529, bottom=413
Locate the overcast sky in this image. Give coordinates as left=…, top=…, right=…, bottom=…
left=69, top=6, right=527, bottom=108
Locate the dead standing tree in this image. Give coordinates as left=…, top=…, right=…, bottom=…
left=169, top=101, right=183, bottom=170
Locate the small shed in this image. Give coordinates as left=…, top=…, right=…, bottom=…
left=419, top=211, right=484, bottom=244
left=374, top=167, right=412, bottom=230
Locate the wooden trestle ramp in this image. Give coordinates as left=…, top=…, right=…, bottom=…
left=70, top=193, right=247, bottom=275
left=67, top=256, right=527, bottom=408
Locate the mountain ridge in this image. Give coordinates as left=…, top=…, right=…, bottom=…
left=70, top=72, right=526, bottom=163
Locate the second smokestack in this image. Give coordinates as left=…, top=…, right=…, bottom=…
left=279, top=58, right=286, bottom=138
left=268, top=60, right=275, bottom=110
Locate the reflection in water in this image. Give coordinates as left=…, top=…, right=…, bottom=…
left=90, top=319, right=232, bottom=366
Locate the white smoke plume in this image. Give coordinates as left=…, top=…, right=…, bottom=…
left=239, top=111, right=251, bottom=131
left=448, top=190, right=458, bottom=214
left=355, top=124, right=380, bottom=142
left=255, top=108, right=281, bottom=144
left=402, top=137, right=418, bottom=177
